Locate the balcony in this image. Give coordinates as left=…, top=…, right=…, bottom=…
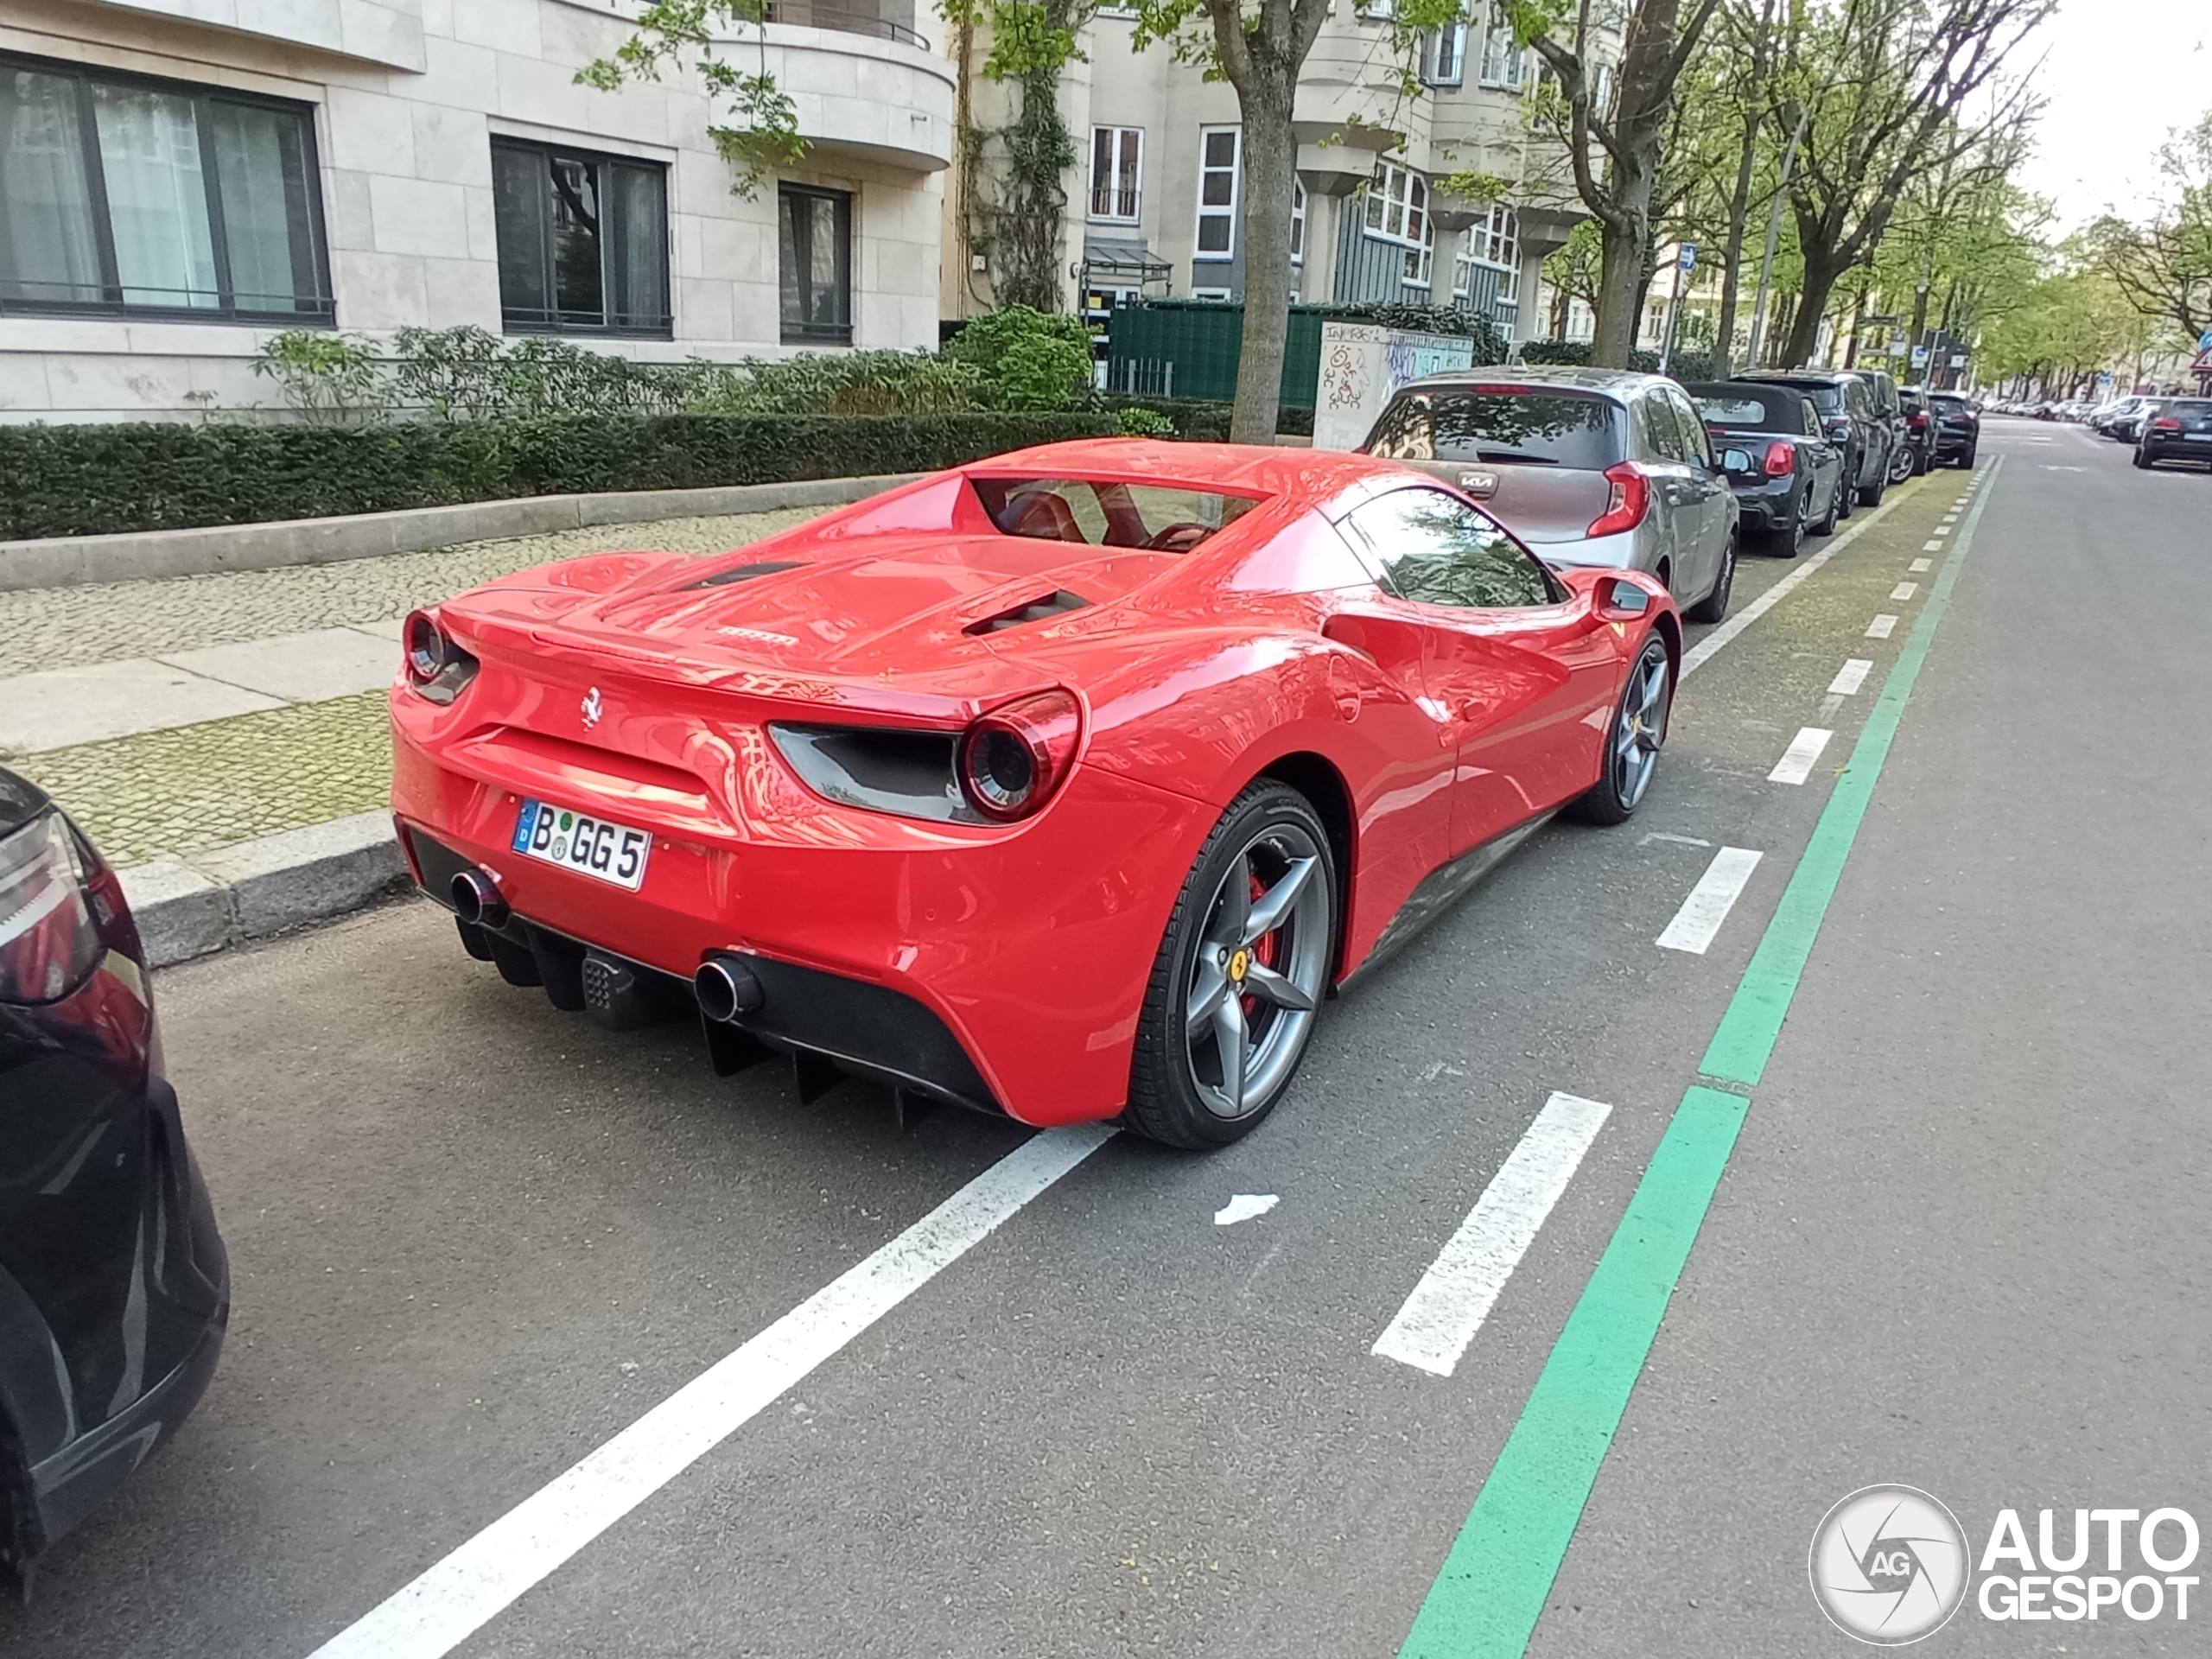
left=82, top=0, right=427, bottom=72
left=721, top=10, right=956, bottom=174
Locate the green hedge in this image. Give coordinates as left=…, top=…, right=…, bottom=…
left=1517, top=339, right=1717, bottom=381
left=0, top=412, right=1119, bottom=541
left=1102, top=397, right=1315, bottom=442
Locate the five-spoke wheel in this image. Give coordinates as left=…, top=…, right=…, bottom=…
left=1578, top=634, right=1672, bottom=825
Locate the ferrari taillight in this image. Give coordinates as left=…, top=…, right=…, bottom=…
left=1764, top=441, right=1795, bottom=477
left=401, top=609, right=480, bottom=705
left=958, top=690, right=1083, bottom=823
left=1587, top=462, right=1650, bottom=538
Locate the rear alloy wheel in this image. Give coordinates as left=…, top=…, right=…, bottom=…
left=1683, top=533, right=1736, bottom=623
left=1775, top=496, right=1808, bottom=557
left=1577, top=634, right=1672, bottom=825
left=1125, top=784, right=1336, bottom=1148
left=1888, top=442, right=1915, bottom=485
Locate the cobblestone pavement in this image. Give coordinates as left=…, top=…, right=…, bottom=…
left=16, top=691, right=390, bottom=867
left=0, top=507, right=817, bottom=676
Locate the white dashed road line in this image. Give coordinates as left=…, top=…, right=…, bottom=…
left=1922, top=539, right=1946, bottom=551
left=1656, top=847, right=1765, bottom=955
left=1372, top=1092, right=1612, bottom=1377
left=1891, top=582, right=1920, bottom=601
left=1866, top=614, right=1899, bottom=639
left=1910, top=557, right=1932, bottom=572
left=1827, top=659, right=1873, bottom=696
left=1769, top=728, right=1833, bottom=785
left=307, top=1125, right=1117, bottom=1659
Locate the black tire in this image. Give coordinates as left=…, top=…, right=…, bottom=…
left=1836, top=455, right=1856, bottom=518
left=1124, top=783, right=1337, bottom=1149
left=1576, top=632, right=1673, bottom=825
left=1772, top=498, right=1808, bottom=557
left=1957, top=444, right=1978, bottom=470
left=1683, top=533, right=1736, bottom=623
left=2133, top=446, right=2155, bottom=470
left=1857, top=458, right=1888, bottom=508
left=1809, top=474, right=1841, bottom=536
left=1910, top=447, right=1930, bottom=475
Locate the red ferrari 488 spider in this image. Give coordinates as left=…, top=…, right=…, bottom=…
left=390, top=442, right=1678, bottom=1147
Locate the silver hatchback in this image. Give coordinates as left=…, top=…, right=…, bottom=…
left=1358, top=365, right=1740, bottom=622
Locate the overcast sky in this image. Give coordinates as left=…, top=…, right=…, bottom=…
left=2012, top=0, right=2212, bottom=230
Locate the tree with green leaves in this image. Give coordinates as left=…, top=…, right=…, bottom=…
left=2085, top=111, right=2212, bottom=349
left=1505, top=0, right=1726, bottom=367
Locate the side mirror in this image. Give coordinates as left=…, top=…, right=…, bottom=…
left=1595, top=575, right=1650, bottom=619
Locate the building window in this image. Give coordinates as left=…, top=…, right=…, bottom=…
left=1424, top=20, right=1467, bottom=86
left=1194, top=127, right=1239, bottom=261
left=1455, top=203, right=1519, bottom=304
left=1090, top=126, right=1141, bottom=222
left=1478, top=3, right=1529, bottom=89
left=779, top=182, right=852, bottom=345
left=1363, top=162, right=1433, bottom=288
left=0, top=54, right=330, bottom=321
left=1190, top=287, right=1231, bottom=301
left=1290, top=175, right=1306, bottom=265
left=491, top=138, right=669, bottom=335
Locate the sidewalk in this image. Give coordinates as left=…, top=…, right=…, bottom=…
left=1, top=505, right=819, bottom=950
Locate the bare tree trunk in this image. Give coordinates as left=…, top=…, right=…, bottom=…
left=1711, top=111, right=1759, bottom=378
left=1230, top=89, right=1297, bottom=443
left=1783, top=250, right=1846, bottom=365
left=1593, top=216, right=1649, bottom=366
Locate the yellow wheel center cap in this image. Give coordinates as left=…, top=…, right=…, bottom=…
left=1228, top=948, right=1253, bottom=982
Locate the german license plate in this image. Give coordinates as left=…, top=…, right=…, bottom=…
left=511, top=799, right=652, bottom=892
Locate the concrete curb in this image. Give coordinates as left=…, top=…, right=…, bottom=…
left=1, top=474, right=923, bottom=594
left=119, top=810, right=411, bottom=969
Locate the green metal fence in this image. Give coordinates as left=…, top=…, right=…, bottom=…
left=1104, top=301, right=1329, bottom=409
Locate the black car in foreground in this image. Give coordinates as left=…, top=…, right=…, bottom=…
left=1738, top=369, right=1896, bottom=510
left=2134, top=398, right=2212, bottom=470
left=1685, top=381, right=1847, bottom=556
left=1, top=769, right=227, bottom=1592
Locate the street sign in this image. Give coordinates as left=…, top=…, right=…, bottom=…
left=1949, top=354, right=1967, bottom=368
left=1911, top=345, right=1929, bottom=366
left=1678, top=243, right=1697, bottom=272
left=1891, top=332, right=1908, bottom=357
left=2194, top=345, right=2212, bottom=373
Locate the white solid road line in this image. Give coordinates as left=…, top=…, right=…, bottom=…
left=1910, top=557, right=1933, bottom=572
left=1827, top=658, right=1873, bottom=696
left=305, top=1125, right=1116, bottom=1659
left=1678, top=485, right=1910, bottom=681
left=1372, top=1091, right=1612, bottom=1377
left=1656, top=847, right=1765, bottom=954
left=1769, top=727, right=1834, bottom=785
left=1866, top=614, right=1899, bottom=639
left=1891, top=581, right=1920, bottom=600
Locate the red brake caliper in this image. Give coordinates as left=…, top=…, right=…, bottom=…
left=1243, top=870, right=1281, bottom=1020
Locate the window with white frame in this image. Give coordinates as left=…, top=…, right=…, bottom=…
left=1194, top=126, right=1239, bottom=260
left=1364, top=162, right=1433, bottom=287
left=1478, top=3, right=1528, bottom=89
left=1459, top=202, right=1519, bottom=297
left=1290, top=175, right=1306, bottom=265
left=1090, top=126, right=1141, bottom=222
left=1424, top=18, right=1467, bottom=86
left=1592, top=61, right=1615, bottom=117
left=1356, top=0, right=1394, bottom=19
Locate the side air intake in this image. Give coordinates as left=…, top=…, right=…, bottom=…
left=962, top=590, right=1090, bottom=635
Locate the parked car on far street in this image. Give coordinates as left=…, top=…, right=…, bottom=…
left=2134, top=398, right=2212, bottom=470
left=1, top=768, right=229, bottom=1592
left=1684, top=381, right=1848, bottom=556
left=1358, top=367, right=1739, bottom=620
left=1738, top=370, right=1897, bottom=511
left=2093, top=396, right=2154, bottom=443
left=1925, top=391, right=1981, bottom=468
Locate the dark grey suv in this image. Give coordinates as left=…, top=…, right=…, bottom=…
left=1359, top=366, right=1740, bottom=623
left=1738, top=370, right=1897, bottom=511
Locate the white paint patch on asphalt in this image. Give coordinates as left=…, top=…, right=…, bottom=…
left=1891, top=582, right=1920, bottom=601
left=1656, top=847, right=1764, bottom=954
left=1372, top=1092, right=1612, bottom=1377
left=305, top=1124, right=1117, bottom=1659
left=1866, top=614, right=1899, bottom=639
left=1769, top=728, right=1834, bottom=785
left=1639, top=831, right=1713, bottom=849
left=1910, top=558, right=1933, bottom=572
left=1923, top=539, right=1945, bottom=551
left=1930, top=523, right=1949, bottom=536
left=1827, top=659, right=1873, bottom=696
left=1215, top=1194, right=1281, bottom=1226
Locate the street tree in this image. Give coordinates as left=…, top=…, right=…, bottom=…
left=1506, top=0, right=1728, bottom=367
left=2085, top=111, right=2212, bottom=348
left=1770, top=0, right=2050, bottom=367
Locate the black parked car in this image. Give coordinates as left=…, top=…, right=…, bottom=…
left=1738, top=370, right=1897, bottom=511
left=1926, top=391, right=1980, bottom=467
left=1685, top=381, right=1848, bottom=556
left=1, top=769, right=227, bottom=1592
left=1842, top=367, right=1909, bottom=488
left=2135, top=398, right=2212, bottom=470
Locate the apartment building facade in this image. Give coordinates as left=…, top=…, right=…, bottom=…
left=946, top=1, right=1611, bottom=346
left=0, top=0, right=955, bottom=422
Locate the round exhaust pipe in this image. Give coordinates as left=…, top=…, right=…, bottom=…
left=450, top=868, right=508, bottom=929
left=695, top=955, right=765, bottom=1024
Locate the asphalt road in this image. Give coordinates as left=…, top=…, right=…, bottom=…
left=7, top=418, right=2205, bottom=1657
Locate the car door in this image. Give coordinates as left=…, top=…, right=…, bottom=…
left=1801, top=395, right=1841, bottom=516
left=1642, top=391, right=1717, bottom=599
left=1338, top=487, right=1619, bottom=852
left=1665, top=384, right=1733, bottom=573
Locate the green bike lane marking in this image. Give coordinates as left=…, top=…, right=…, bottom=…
left=1397, top=458, right=2007, bottom=1658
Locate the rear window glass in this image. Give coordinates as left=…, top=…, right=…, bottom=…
left=969, top=478, right=1257, bottom=551
left=1758, top=381, right=1843, bottom=413
left=1365, top=390, right=1626, bottom=469
left=1929, top=394, right=1972, bottom=414
left=2159, top=400, right=2212, bottom=415
left=1690, top=390, right=1798, bottom=430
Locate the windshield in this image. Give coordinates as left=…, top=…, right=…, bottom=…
left=1364, top=389, right=1625, bottom=469
left=969, top=478, right=1258, bottom=551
